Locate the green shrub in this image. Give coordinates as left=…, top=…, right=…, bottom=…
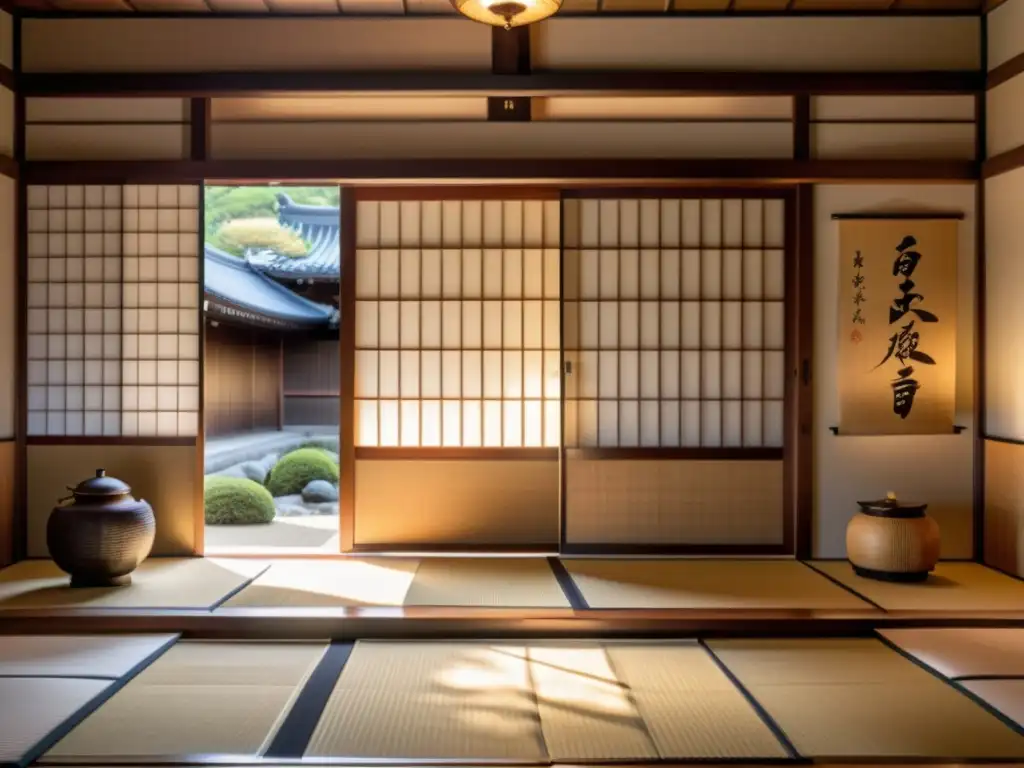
left=210, top=217, right=309, bottom=258
left=204, top=476, right=276, bottom=525
left=265, top=448, right=340, bottom=497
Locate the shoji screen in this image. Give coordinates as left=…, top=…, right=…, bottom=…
left=562, top=194, right=789, bottom=551
left=25, top=184, right=201, bottom=558
left=351, top=192, right=561, bottom=550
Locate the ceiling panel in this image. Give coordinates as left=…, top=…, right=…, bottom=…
left=130, top=0, right=212, bottom=9
left=733, top=0, right=791, bottom=9
left=265, top=0, right=341, bottom=11
left=603, top=0, right=671, bottom=10
left=405, top=0, right=456, bottom=12
left=672, top=0, right=731, bottom=10
left=50, top=0, right=132, bottom=9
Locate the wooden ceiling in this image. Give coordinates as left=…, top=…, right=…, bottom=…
left=8, top=0, right=984, bottom=14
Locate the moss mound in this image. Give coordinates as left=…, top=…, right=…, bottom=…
left=265, top=448, right=340, bottom=497
left=204, top=476, right=276, bottom=525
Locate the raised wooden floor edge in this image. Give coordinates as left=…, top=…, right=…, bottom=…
left=2, top=608, right=1024, bottom=639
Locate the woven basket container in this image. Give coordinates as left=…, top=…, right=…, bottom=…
left=846, top=494, right=939, bottom=582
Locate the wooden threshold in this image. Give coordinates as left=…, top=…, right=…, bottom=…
left=3, top=607, right=1024, bottom=640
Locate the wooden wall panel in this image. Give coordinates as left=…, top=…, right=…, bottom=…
left=533, top=17, right=980, bottom=71
left=212, top=96, right=488, bottom=122
left=204, top=324, right=281, bottom=438
left=987, top=75, right=1024, bottom=158
left=532, top=96, right=793, bottom=120
left=988, top=0, right=1024, bottom=71
left=27, top=98, right=190, bottom=123
left=814, top=184, right=976, bottom=559
left=812, top=95, right=976, bottom=122
left=564, top=459, right=783, bottom=545
left=353, top=459, right=559, bottom=547
left=984, top=168, right=1024, bottom=439
left=211, top=121, right=794, bottom=159
left=0, top=442, right=13, bottom=568
left=0, top=12, right=11, bottom=72
left=0, top=88, right=12, bottom=160
left=27, top=444, right=199, bottom=558
left=985, top=439, right=1024, bottom=577
left=810, top=123, right=976, bottom=160
left=22, top=19, right=491, bottom=73
left=26, top=125, right=190, bottom=161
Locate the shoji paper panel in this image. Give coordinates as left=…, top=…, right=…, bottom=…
left=355, top=199, right=561, bottom=448
left=562, top=197, right=786, bottom=449
left=985, top=439, right=1024, bottom=578
left=122, top=185, right=201, bottom=438
left=27, top=185, right=124, bottom=437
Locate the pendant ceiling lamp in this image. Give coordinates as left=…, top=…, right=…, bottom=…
left=450, top=0, right=562, bottom=29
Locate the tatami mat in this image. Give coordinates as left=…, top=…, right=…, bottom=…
left=404, top=559, right=569, bottom=607
left=222, top=559, right=419, bottom=608
left=0, top=634, right=176, bottom=678
left=562, top=559, right=874, bottom=610
left=879, top=629, right=1024, bottom=679
left=46, top=641, right=326, bottom=757
left=224, top=557, right=570, bottom=608
left=308, top=640, right=789, bottom=760
left=306, top=641, right=547, bottom=759
left=961, top=680, right=1024, bottom=728
left=708, top=638, right=1024, bottom=758
left=0, top=558, right=267, bottom=610
left=0, top=677, right=111, bottom=764
left=809, top=561, right=1024, bottom=612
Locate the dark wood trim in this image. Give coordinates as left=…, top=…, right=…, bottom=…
left=975, top=41, right=987, bottom=564
left=16, top=70, right=983, bottom=98
left=189, top=97, right=210, bottom=162
left=351, top=185, right=560, bottom=201
left=491, top=26, right=530, bottom=76
left=782, top=186, right=798, bottom=556
left=561, top=186, right=794, bottom=199
left=11, top=607, right=1024, bottom=641
left=12, top=7, right=990, bottom=16
left=831, top=212, right=967, bottom=220
left=13, top=8, right=25, bottom=563
left=984, top=435, right=1024, bottom=447
left=793, top=94, right=810, bottom=162
left=547, top=557, right=589, bottom=610
left=564, top=447, right=782, bottom=461
left=22, top=159, right=979, bottom=184
left=350, top=542, right=557, bottom=554
left=195, top=178, right=206, bottom=558
left=558, top=191, right=567, bottom=554
left=983, top=144, right=1024, bottom=178
left=338, top=186, right=356, bottom=554
left=283, top=390, right=341, bottom=398
left=793, top=184, right=814, bottom=560
left=987, top=51, right=1024, bottom=91
left=26, top=436, right=199, bottom=447
left=356, top=447, right=559, bottom=461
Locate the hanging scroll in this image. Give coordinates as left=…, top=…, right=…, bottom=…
left=836, top=216, right=959, bottom=435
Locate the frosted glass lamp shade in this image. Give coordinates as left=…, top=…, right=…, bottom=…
left=450, top=0, right=562, bottom=28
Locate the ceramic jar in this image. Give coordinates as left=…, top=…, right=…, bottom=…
left=846, top=492, right=940, bottom=582
left=47, top=469, right=156, bottom=588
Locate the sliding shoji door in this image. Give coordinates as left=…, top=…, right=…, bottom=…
left=561, top=192, right=793, bottom=553
left=24, top=184, right=202, bottom=558
left=350, top=191, right=561, bottom=550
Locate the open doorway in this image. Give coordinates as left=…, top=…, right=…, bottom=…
left=202, top=184, right=341, bottom=554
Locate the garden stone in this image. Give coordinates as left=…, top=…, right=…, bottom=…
left=240, top=461, right=270, bottom=484
left=302, top=479, right=339, bottom=503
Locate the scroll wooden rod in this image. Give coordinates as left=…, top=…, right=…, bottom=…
left=829, top=426, right=967, bottom=435
left=831, top=213, right=965, bottom=220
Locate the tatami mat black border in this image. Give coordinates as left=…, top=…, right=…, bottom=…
left=874, top=632, right=1024, bottom=740
left=698, top=639, right=801, bottom=759
left=209, top=563, right=273, bottom=611
left=12, top=633, right=181, bottom=768
left=798, top=561, right=888, bottom=612
left=547, top=558, right=589, bottom=610
left=264, top=640, right=356, bottom=759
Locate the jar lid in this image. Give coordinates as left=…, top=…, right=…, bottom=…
left=857, top=491, right=927, bottom=515
left=69, top=469, right=132, bottom=498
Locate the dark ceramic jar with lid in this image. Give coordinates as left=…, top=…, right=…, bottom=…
left=47, top=469, right=156, bottom=588
left=846, top=491, right=940, bottom=582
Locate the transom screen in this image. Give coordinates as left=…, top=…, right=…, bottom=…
left=562, top=197, right=786, bottom=449
left=354, top=198, right=561, bottom=448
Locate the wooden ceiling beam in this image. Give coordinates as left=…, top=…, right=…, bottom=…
left=16, top=69, right=983, bottom=97
left=21, top=157, right=978, bottom=184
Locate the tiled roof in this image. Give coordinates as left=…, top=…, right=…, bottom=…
left=204, top=243, right=338, bottom=329
left=244, top=193, right=341, bottom=280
